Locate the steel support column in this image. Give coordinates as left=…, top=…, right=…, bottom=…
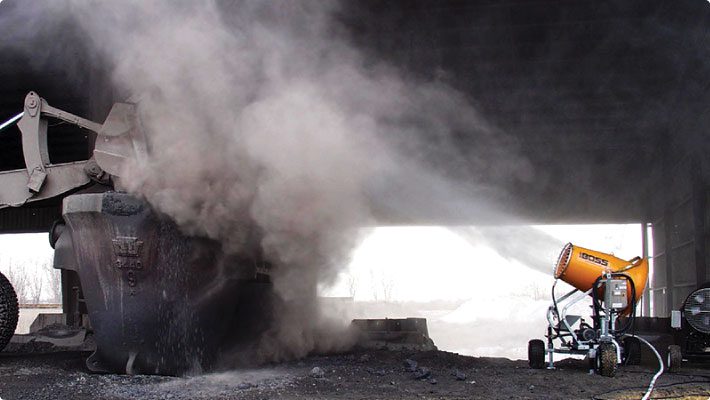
left=663, top=208, right=674, bottom=316
left=641, top=222, right=651, bottom=316
left=691, top=156, right=707, bottom=286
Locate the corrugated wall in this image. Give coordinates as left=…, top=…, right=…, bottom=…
left=648, top=155, right=708, bottom=317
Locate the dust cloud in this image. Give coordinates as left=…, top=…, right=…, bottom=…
left=34, top=1, right=525, bottom=362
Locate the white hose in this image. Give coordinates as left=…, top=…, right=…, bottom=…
left=631, top=335, right=664, bottom=400
left=0, top=112, right=23, bottom=132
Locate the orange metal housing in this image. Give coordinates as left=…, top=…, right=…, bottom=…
left=554, top=243, right=648, bottom=309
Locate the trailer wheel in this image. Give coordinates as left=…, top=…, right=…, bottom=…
left=623, top=337, right=641, bottom=365
left=596, top=342, right=617, bottom=377
left=667, top=345, right=682, bottom=373
left=0, top=271, right=18, bottom=351
left=528, top=339, right=546, bottom=369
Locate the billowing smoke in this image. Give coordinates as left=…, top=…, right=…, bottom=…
left=18, top=1, right=525, bottom=361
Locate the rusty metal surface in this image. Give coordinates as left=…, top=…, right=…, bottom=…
left=57, top=192, right=271, bottom=375
left=351, top=318, right=436, bottom=351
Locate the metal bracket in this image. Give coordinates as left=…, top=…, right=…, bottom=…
left=16, top=92, right=51, bottom=193
left=14, top=91, right=105, bottom=200
left=27, top=167, right=47, bottom=193
left=0, top=91, right=148, bottom=208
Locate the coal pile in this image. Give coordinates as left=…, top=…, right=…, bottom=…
left=1, top=349, right=708, bottom=399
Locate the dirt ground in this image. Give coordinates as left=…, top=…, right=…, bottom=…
left=0, top=349, right=708, bottom=400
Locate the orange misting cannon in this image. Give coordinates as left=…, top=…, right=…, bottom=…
left=528, top=243, right=649, bottom=377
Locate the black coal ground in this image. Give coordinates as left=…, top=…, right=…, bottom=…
left=0, top=350, right=708, bottom=400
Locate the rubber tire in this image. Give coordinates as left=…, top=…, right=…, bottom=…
left=596, top=342, right=617, bottom=377
left=667, top=345, right=682, bottom=373
left=528, top=339, right=546, bottom=369
left=0, top=271, right=18, bottom=351
left=623, top=336, right=642, bottom=365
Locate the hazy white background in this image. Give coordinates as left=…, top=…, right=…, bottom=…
left=322, top=223, right=643, bottom=359
left=0, top=223, right=643, bottom=359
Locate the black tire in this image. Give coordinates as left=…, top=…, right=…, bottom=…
left=528, top=339, right=546, bottom=369
left=623, top=336, right=642, bottom=365
left=0, top=271, right=19, bottom=351
left=667, top=345, right=682, bottom=373
left=596, top=342, right=617, bottom=377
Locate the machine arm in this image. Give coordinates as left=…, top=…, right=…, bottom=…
left=37, top=98, right=104, bottom=133
left=0, top=91, right=146, bottom=208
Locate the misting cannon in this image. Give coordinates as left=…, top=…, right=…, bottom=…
left=528, top=243, right=649, bottom=377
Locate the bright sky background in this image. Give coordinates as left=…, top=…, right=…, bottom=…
left=0, top=232, right=55, bottom=302
left=0, top=233, right=54, bottom=262
left=0, top=223, right=644, bottom=359
left=318, top=223, right=644, bottom=358
left=0, top=223, right=644, bottom=304
left=322, top=223, right=644, bottom=302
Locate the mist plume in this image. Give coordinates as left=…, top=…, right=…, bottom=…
left=35, top=0, right=526, bottom=362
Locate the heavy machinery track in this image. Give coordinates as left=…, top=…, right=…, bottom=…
left=0, top=271, right=19, bottom=351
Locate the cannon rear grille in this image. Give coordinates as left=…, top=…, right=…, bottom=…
left=554, top=243, right=573, bottom=279
left=684, top=288, right=710, bottom=334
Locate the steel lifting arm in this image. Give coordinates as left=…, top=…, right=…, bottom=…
left=0, top=91, right=147, bottom=208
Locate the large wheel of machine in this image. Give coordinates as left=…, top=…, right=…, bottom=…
left=528, top=339, right=546, bottom=369
left=667, top=345, right=682, bottom=373
left=622, top=336, right=642, bottom=365
left=595, top=342, right=617, bottom=377
left=0, top=271, right=19, bottom=351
